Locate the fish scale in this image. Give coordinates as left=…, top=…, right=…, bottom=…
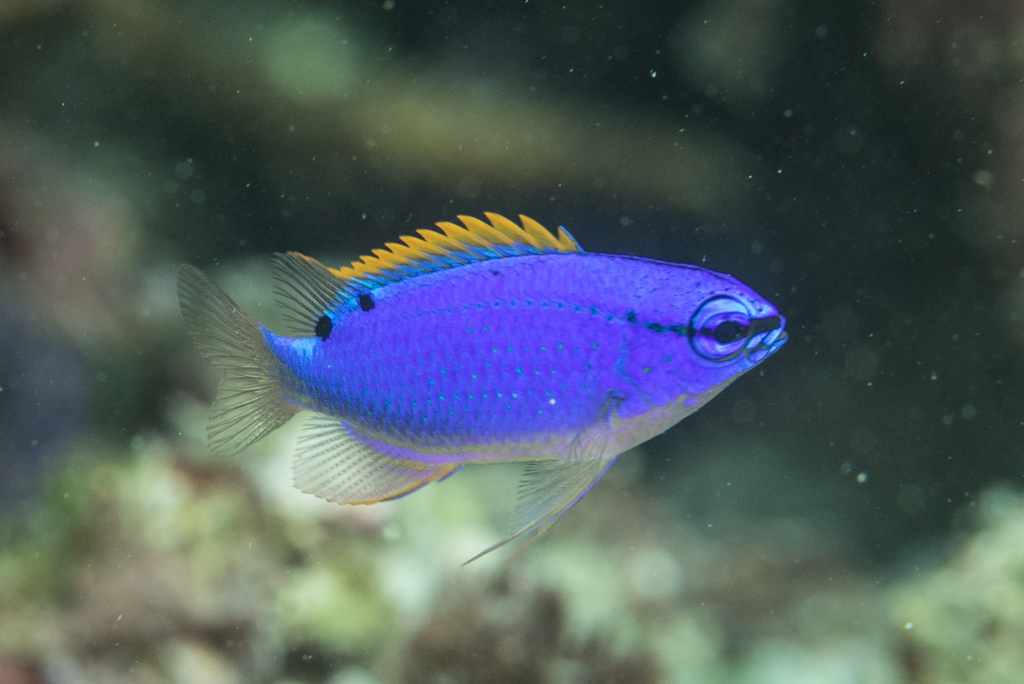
left=304, top=257, right=627, bottom=442
left=178, top=212, right=787, bottom=561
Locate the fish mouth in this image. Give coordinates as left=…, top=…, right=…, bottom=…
left=745, top=316, right=788, bottom=363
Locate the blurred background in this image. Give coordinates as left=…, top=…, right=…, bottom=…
left=3, top=0, right=1024, bottom=682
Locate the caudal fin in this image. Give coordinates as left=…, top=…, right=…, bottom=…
left=177, top=265, right=295, bottom=455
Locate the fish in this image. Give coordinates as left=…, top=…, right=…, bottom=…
left=177, top=212, right=787, bottom=562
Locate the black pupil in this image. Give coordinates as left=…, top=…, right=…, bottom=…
left=712, top=320, right=747, bottom=344
left=315, top=314, right=333, bottom=341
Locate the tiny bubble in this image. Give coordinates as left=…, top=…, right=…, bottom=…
left=856, top=472, right=868, bottom=483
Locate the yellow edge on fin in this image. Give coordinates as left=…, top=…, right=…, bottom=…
left=328, top=213, right=580, bottom=284
left=348, top=463, right=459, bottom=505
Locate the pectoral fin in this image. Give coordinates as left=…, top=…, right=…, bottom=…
left=462, top=393, right=624, bottom=564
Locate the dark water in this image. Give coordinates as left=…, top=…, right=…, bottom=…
left=1, top=2, right=1021, bottom=683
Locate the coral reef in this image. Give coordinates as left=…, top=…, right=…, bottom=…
left=5, top=430, right=1024, bottom=683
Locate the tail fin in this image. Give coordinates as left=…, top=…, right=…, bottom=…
left=177, top=265, right=295, bottom=455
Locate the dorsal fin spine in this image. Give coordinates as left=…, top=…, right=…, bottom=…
left=556, top=227, right=582, bottom=253
left=384, top=241, right=439, bottom=270
left=481, top=213, right=539, bottom=248
left=518, top=215, right=561, bottom=250
left=457, top=215, right=519, bottom=250
left=413, top=230, right=471, bottom=262
left=436, top=221, right=495, bottom=255
left=401, top=234, right=468, bottom=265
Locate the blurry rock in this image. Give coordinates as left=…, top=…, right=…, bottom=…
left=738, top=638, right=903, bottom=684
left=891, top=487, right=1024, bottom=684
left=0, top=658, right=44, bottom=684
left=400, top=572, right=659, bottom=684
left=161, top=639, right=242, bottom=684
left=0, top=290, right=86, bottom=506
left=274, top=556, right=392, bottom=655
left=0, top=126, right=144, bottom=349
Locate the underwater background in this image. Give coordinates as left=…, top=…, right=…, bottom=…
left=2, top=0, right=1024, bottom=682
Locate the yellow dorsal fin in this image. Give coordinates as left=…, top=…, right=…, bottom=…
left=456, top=215, right=519, bottom=249
left=328, top=213, right=582, bottom=286
left=486, top=212, right=542, bottom=249
left=409, top=230, right=472, bottom=263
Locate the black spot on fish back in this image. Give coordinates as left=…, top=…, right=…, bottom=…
left=359, top=293, right=375, bottom=311
left=315, top=314, right=333, bottom=340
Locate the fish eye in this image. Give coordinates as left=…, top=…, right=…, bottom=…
left=689, top=296, right=752, bottom=361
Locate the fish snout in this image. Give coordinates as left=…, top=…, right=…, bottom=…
left=745, top=315, right=787, bottom=363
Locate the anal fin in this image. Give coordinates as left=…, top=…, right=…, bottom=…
left=294, top=414, right=458, bottom=505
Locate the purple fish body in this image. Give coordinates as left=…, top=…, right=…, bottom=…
left=178, top=213, right=786, bottom=561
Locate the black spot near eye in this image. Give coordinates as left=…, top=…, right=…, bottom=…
left=491, top=270, right=500, bottom=276
left=315, top=314, right=333, bottom=341
left=626, top=311, right=637, bottom=323
left=712, top=320, right=748, bottom=344
left=359, top=293, right=375, bottom=311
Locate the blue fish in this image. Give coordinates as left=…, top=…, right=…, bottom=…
left=178, top=213, right=786, bottom=561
